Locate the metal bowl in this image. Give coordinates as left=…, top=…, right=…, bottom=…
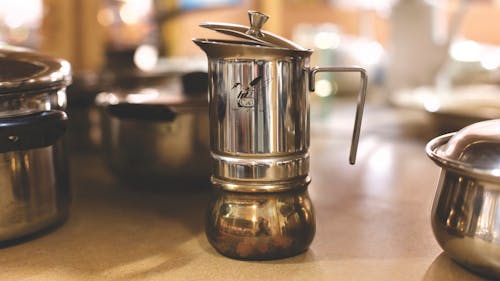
left=426, top=119, right=500, bottom=279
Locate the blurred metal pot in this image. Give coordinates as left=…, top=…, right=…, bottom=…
left=95, top=71, right=210, bottom=186
left=0, top=47, right=71, bottom=242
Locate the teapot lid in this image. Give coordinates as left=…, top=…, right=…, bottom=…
left=426, top=119, right=500, bottom=182
left=199, top=10, right=307, bottom=51
left=0, top=46, right=71, bottom=94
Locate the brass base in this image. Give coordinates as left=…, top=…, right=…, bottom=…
left=205, top=184, right=315, bottom=260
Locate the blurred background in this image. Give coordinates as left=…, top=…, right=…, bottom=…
left=1, top=0, right=500, bottom=142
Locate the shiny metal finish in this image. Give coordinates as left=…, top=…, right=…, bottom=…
left=435, top=119, right=500, bottom=169
left=246, top=11, right=268, bottom=38
left=0, top=46, right=72, bottom=94
left=206, top=185, right=315, bottom=260
left=0, top=142, right=69, bottom=241
left=199, top=13, right=306, bottom=51
left=427, top=128, right=500, bottom=183
left=206, top=57, right=310, bottom=186
left=427, top=127, right=500, bottom=279
left=309, top=66, right=367, bottom=164
left=195, top=47, right=367, bottom=188
left=196, top=10, right=367, bottom=260
left=0, top=48, right=71, bottom=243
left=0, top=48, right=69, bottom=117
left=211, top=153, right=310, bottom=184
left=431, top=170, right=500, bottom=279
left=0, top=88, right=67, bottom=117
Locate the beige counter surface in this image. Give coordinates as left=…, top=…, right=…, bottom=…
left=0, top=102, right=494, bottom=281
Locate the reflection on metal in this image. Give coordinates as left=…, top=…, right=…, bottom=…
left=206, top=186, right=315, bottom=260
left=427, top=123, right=500, bottom=278
left=0, top=144, right=69, bottom=241
left=196, top=10, right=368, bottom=260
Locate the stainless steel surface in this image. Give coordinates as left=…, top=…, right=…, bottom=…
left=0, top=46, right=71, bottom=94
left=427, top=120, right=500, bottom=182
left=195, top=11, right=368, bottom=260
left=195, top=31, right=367, bottom=189
left=0, top=88, right=67, bottom=117
left=199, top=11, right=306, bottom=51
left=206, top=185, right=315, bottom=260
left=0, top=48, right=71, bottom=243
left=309, top=66, right=367, bottom=165
left=436, top=119, right=500, bottom=167
left=0, top=48, right=69, bottom=117
left=211, top=175, right=311, bottom=193
left=427, top=128, right=500, bottom=279
left=211, top=152, right=310, bottom=187
left=0, top=142, right=69, bottom=241
left=205, top=56, right=310, bottom=186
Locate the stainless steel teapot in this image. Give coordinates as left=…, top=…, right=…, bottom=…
left=194, top=11, right=368, bottom=260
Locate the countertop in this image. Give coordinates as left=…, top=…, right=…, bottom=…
left=0, top=100, right=494, bottom=281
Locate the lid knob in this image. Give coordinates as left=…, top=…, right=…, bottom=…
left=246, top=11, right=269, bottom=38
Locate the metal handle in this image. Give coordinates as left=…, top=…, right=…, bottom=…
left=107, top=103, right=177, bottom=122
left=0, top=110, right=68, bottom=153
left=309, top=66, right=368, bottom=165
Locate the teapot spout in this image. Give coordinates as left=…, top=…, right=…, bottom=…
left=192, top=38, right=225, bottom=58
left=193, top=38, right=209, bottom=55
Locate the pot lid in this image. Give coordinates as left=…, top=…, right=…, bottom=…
left=200, top=11, right=306, bottom=51
left=95, top=71, right=207, bottom=111
left=194, top=10, right=312, bottom=57
left=0, top=46, right=72, bottom=94
left=426, top=119, right=500, bottom=181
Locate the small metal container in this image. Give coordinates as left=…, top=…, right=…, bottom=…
left=0, top=47, right=71, bottom=242
left=194, top=11, right=368, bottom=259
left=426, top=119, right=500, bottom=279
left=96, top=72, right=210, bottom=186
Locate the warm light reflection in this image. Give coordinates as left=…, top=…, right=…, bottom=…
left=349, top=41, right=383, bottom=66
left=101, top=254, right=169, bottom=279
left=97, top=8, right=115, bottom=27
left=450, top=40, right=481, bottom=62
left=423, top=96, right=441, bottom=112
left=361, top=138, right=395, bottom=194
left=315, top=79, right=334, bottom=97
left=0, top=0, right=43, bottom=29
left=313, top=31, right=340, bottom=50
left=57, top=90, right=67, bottom=108
left=125, top=88, right=160, bottom=104
left=476, top=195, right=496, bottom=236
left=119, top=0, right=152, bottom=25
left=133, top=44, right=158, bottom=71
left=480, top=50, right=500, bottom=70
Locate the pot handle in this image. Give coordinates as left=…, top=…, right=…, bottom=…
left=309, top=66, right=368, bottom=165
left=106, top=103, right=177, bottom=122
left=0, top=110, right=68, bottom=153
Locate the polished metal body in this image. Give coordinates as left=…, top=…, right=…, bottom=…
left=195, top=10, right=367, bottom=260
left=427, top=128, right=500, bottom=279
left=0, top=142, right=69, bottom=242
left=0, top=47, right=71, bottom=243
left=206, top=186, right=315, bottom=260
left=193, top=41, right=367, bottom=192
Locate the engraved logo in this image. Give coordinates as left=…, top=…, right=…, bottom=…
left=232, top=76, right=267, bottom=108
